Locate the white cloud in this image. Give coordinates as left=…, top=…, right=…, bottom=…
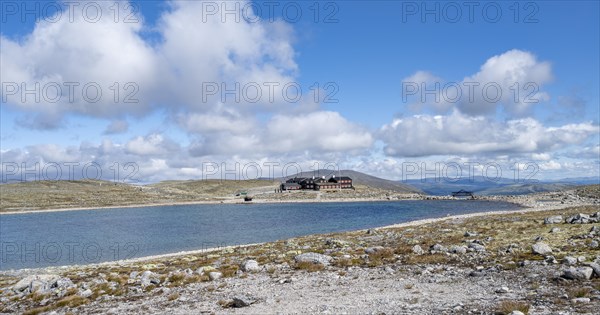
left=380, top=110, right=599, bottom=157
left=402, top=49, right=553, bottom=117
left=460, top=49, right=552, bottom=116
left=188, top=111, right=374, bottom=157
left=125, top=134, right=180, bottom=156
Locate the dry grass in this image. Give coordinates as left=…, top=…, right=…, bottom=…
left=497, top=300, right=530, bottom=314
left=295, top=261, right=325, bottom=272
left=568, top=287, right=591, bottom=298
left=167, top=292, right=180, bottom=301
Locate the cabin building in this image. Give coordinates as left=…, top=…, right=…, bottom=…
left=280, top=175, right=353, bottom=191
left=328, top=176, right=353, bottom=189
left=281, top=182, right=302, bottom=190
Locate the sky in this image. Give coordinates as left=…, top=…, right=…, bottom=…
left=1, top=0, right=599, bottom=184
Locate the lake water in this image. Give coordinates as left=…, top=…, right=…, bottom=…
left=0, top=200, right=522, bottom=270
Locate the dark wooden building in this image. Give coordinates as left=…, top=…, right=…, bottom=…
left=328, top=176, right=353, bottom=189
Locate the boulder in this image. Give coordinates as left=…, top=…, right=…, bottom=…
left=532, top=242, right=552, bottom=255
left=241, top=260, right=261, bottom=272
left=561, top=267, right=593, bottom=280
left=586, top=262, right=600, bottom=277
left=544, top=215, right=563, bottom=224
left=294, top=253, right=332, bottom=266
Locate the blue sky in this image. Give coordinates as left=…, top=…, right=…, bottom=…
left=1, top=1, right=599, bottom=183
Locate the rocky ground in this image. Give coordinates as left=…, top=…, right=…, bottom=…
left=1, top=188, right=599, bottom=314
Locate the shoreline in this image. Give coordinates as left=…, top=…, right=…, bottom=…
left=1, top=194, right=523, bottom=215
left=1, top=199, right=588, bottom=275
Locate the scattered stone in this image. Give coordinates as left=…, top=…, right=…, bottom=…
left=464, top=231, right=478, bottom=237
left=468, top=270, right=485, bottom=277
left=241, top=260, right=261, bottom=272
left=589, top=240, right=599, bottom=248
left=78, top=289, right=93, bottom=298
left=294, top=252, right=332, bottom=266
left=495, top=286, right=510, bottom=293
left=508, top=311, right=525, bottom=315
left=550, top=227, right=561, bottom=233
left=561, top=267, right=593, bottom=280
left=449, top=245, right=467, bottom=254
left=196, top=266, right=216, bottom=275
left=209, top=272, right=223, bottom=281
left=364, top=246, right=385, bottom=254
left=577, top=256, right=586, bottom=263
left=468, top=243, right=486, bottom=252
left=532, top=242, right=552, bottom=255
left=544, top=215, right=563, bottom=224
left=412, top=245, right=424, bottom=255
left=562, top=256, right=578, bottom=265
left=232, top=295, right=257, bottom=308
left=325, top=239, right=349, bottom=248
left=430, top=244, right=447, bottom=253
left=533, top=235, right=544, bottom=242
left=566, top=213, right=590, bottom=224
left=545, top=255, right=558, bottom=264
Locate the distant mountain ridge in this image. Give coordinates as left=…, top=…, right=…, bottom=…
left=403, top=176, right=599, bottom=196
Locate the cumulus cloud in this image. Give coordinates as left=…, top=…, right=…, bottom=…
left=402, top=49, right=553, bottom=117
left=0, top=0, right=300, bottom=124
left=125, top=134, right=180, bottom=156
left=1, top=1, right=159, bottom=120
left=379, top=110, right=599, bottom=157
left=188, top=111, right=374, bottom=157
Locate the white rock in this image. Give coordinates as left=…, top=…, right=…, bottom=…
left=571, top=297, right=590, bottom=304
left=241, top=260, right=261, bottom=272
left=78, top=289, right=93, bottom=298
left=562, top=256, right=577, bottom=265
left=544, top=215, right=563, bottom=224
left=294, top=252, right=332, bottom=266
left=209, top=272, right=223, bottom=281
left=411, top=245, right=424, bottom=255
left=532, top=242, right=552, bottom=255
